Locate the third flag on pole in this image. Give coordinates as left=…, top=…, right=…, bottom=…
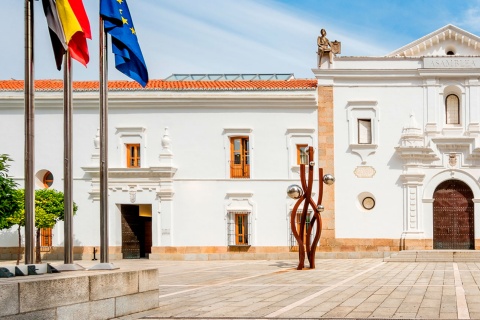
left=100, top=0, right=149, bottom=87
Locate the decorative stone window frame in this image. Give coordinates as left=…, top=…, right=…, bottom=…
left=223, top=128, right=253, bottom=179
left=225, top=192, right=255, bottom=247
left=285, top=128, right=315, bottom=177
left=115, top=126, right=147, bottom=168
left=441, top=84, right=464, bottom=136
left=346, top=101, right=379, bottom=164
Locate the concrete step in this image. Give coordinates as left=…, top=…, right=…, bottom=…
left=385, top=250, right=480, bottom=262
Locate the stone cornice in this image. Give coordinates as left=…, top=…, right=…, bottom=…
left=82, top=166, right=177, bottom=179
left=0, top=92, right=317, bottom=109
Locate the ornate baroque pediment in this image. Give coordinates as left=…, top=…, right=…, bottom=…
left=388, top=24, right=480, bottom=57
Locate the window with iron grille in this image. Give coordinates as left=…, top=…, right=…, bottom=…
left=227, top=211, right=251, bottom=246
left=40, top=227, right=53, bottom=251
left=230, top=137, right=249, bottom=178
left=289, top=210, right=314, bottom=251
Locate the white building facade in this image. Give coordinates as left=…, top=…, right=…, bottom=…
left=0, top=76, right=322, bottom=259
left=318, top=24, right=480, bottom=251
left=2, top=24, right=480, bottom=260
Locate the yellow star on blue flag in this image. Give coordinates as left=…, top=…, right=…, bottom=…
left=100, top=0, right=148, bottom=87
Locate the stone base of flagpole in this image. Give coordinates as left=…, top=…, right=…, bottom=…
left=89, top=262, right=119, bottom=270
left=55, top=263, right=85, bottom=272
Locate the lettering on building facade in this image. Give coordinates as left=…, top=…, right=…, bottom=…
left=424, top=57, right=480, bottom=68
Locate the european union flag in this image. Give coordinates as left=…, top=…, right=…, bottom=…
left=100, top=0, right=148, bottom=87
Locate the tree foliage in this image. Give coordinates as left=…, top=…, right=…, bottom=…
left=10, top=188, right=78, bottom=228
left=0, top=154, right=19, bottom=230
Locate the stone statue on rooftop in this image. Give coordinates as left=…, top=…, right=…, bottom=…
left=317, top=29, right=341, bottom=68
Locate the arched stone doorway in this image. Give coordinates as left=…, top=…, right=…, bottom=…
left=433, top=179, right=474, bottom=249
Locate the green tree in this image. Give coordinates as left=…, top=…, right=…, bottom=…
left=34, top=189, right=78, bottom=263
left=10, top=189, right=78, bottom=263
left=0, top=154, right=19, bottom=230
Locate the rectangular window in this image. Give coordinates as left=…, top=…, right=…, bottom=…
left=230, top=137, right=249, bottom=178
left=126, top=144, right=141, bottom=168
left=296, top=144, right=309, bottom=165
left=289, top=211, right=313, bottom=252
left=358, top=119, right=372, bottom=144
left=227, top=211, right=251, bottom=246
left=40, top=228, right=53, bottom=247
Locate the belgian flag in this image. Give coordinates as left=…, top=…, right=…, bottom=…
left=42, top=0, right=67, bottom=70
left=42, top=0, right=91, bottom=69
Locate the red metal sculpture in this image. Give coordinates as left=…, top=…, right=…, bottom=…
left=287, top=146, right=334, bottom=270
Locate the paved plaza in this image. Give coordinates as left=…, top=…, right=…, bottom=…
left=3, top=257, right=480, bottom=319
left=105, top=258, right=479, bottom=320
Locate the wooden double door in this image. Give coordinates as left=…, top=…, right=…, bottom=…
left=121, top=205, right=152, bottom=259
left=433, top=180, right=474, bottom=250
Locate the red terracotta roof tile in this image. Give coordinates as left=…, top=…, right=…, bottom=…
left=0, top=79, right=317, bottom=92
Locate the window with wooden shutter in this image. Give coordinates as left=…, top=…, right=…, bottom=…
left=126, top=144, right=141, bottom=168
left=40, top=228, right=53, bottom=247
left=230, top=137, right=249, bottom=178
left=296, top=144, right=309, bottom=165
left=227, top=211, right=251, bottom=246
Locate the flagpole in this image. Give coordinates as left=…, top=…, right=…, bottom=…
left=91, top=13, right=117, bottom=270
left=57, top=51, right=84, bottom=271
left=24, top=0, right=35, bottom=265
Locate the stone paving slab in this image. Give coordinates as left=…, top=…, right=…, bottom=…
left=117, top=258, right=480, bottom=320
left=3, top=258, right=480, bottom=319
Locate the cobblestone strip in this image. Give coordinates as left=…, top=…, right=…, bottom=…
left=453, top=262, right=470, bottom=319
left=266, top=262, right=385, bottom=318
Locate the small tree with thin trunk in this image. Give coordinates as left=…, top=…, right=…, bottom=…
left=11, top=189, right=78, bottom=263
left=34, top=189, right=78, bottom=263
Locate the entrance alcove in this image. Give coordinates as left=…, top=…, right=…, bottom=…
left=120, top=204, right=152, bottom=258
left=423, top=170, right=480, bottom=250
left=433, top=179, right=474, bottom=249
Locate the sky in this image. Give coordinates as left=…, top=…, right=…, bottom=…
left=2, top=0, right=480, bottom=82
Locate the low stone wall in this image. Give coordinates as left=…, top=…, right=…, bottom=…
left=0, top=266, right=159, bottom=319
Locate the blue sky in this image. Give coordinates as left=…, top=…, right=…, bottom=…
left=3, top=0, right=480, bottom=81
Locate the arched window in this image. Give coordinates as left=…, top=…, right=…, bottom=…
left=445, top=94, right=460, bottom=124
